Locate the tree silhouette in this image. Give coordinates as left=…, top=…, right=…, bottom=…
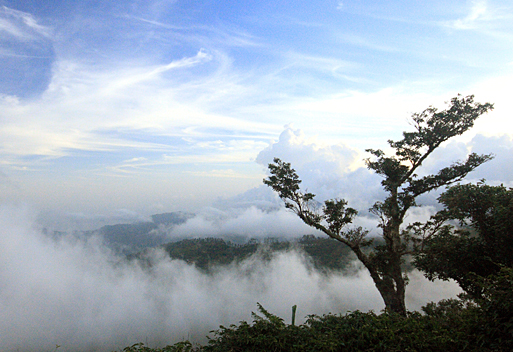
left=264, top=95, right=493, bottom=315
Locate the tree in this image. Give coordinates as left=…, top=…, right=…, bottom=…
left=413, top=183, right=513, bottom=297
left=264, top=95, right=494, bottom=316
left=413, top=182, right=513, bottom=348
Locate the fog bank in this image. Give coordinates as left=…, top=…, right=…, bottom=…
left=0, top=205, right=460, bottom=352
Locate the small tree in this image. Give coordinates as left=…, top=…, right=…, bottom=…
left=264, top=95, right=493, bottom=315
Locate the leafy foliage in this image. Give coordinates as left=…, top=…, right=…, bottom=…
left=414, top=183, right=513, bottom=297
left=119, top=297, right=513, bottom=352
left=412, top=183, right=513, bottom=349
left=200, top=302, right=496, bottom=352
left=117, top=96, right=511, bottom=351
left=471, top=267, right=513, bottom=350
left=119, top=341, right=197, bottom=352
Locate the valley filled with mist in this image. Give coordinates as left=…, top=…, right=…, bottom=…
left=1, top=206, right=460, bottom=352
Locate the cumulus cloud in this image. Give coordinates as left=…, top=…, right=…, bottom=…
left=255, top=126, right=379, bottom=208
left=0, top=205, right=460, bottom=351
left=202, top=127, right=513, bottom=242
left=415, top=133, right=513, bottom=188
left=259, top=126, right=513, bottom=205
left=256, top=126, right=359, bottom=172
left=469, top=134, right=513, bottom=185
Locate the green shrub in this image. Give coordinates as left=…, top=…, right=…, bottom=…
left=203, top=303, right=487, bottom=352
left=468, top=267, right=513, bottom=350
left=118, top=341, right=198, bottom=352
left=119, top=298, right=513, bottom=352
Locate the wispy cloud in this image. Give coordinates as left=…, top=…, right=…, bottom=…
left=0, top=47, right=51, bottom=58
left=443, top=0, right=513, bottom=39
left=126, top=14, right=262, bottom=49
left=336, top=32, right=399, bottom=53
left=123, top=15, right=184, bottom=30
left=124, top=157, right=148, bottom=163
left=282, top=51, right=358, bottom=73
left=450, top=1, right=489, bottom=30
left=101, top=139, right=268, bottom=177
left=99, top=49, right=212, bottom=94
left=0, top=47, right=275, bottom=168
left=0, top=6, right=51, bottom=41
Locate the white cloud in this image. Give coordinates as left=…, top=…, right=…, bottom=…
left=336, top=32, right=399, bottom=52
left=282, top=51, right=358, bottom=73
left=417, top=133, right=513, bottom=187
left=256, top=126, right=360, bottom=175
left=243, top=125, right=512, bottom=232
left=1, top=1, right=512, bottom=216
left=444, top=0, right=513, bottom=37
left=100, top=49, right=212, bottom=94
left=167, top=206, right=316, bottom=239
left=0, top=48, right=275, bottom=167
left=124, top=157, right=148, bottom=163
left=469, top=134, right=513, bottom=185
left=451, top=1, right=489, bottom=30
left=255, top=126, right=385, bottom=210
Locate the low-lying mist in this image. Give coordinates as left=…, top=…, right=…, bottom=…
left=1, top=205, right=460, bottom=352
left=162, top=204, right=439, bottom=242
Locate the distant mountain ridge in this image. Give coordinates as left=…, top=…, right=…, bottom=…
left=95, top=211, right=194, bottom=254
left=151, top=212, right=195, bottom=225
left=82, top=212, right=394, bottom=275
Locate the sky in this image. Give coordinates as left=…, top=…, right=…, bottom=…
left=1, top=0, right=513, bottom=221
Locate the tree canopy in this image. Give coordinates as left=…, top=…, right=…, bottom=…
left=413, top=182, right=513, bottom=297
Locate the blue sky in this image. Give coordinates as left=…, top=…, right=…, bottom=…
left=1, top=0, right=513, bottom=218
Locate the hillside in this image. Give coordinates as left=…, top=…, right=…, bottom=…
left=130, top=235, right=376, bottom=273
left=87, top=211, right=194, bottom=253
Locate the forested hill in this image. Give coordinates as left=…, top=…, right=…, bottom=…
left=92, top=211, right=194, bottom=253
left=84, top=211, right=389, bottom=273
left=84, top=211, right=386, bottom=273
left=131, top=235, right=368, bottom=273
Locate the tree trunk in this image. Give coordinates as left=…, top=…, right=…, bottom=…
left=367, top=269, right=406, bottom=316
left=379, top=213, right=407, bottom=316
left=376, top=278, right=406, bottom=316
left=381, top=285, right=406, bottom=316
left=352, top=244, right=407, bottom=316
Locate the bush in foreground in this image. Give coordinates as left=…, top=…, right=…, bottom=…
left=119, top=298, right=513, bottom=352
